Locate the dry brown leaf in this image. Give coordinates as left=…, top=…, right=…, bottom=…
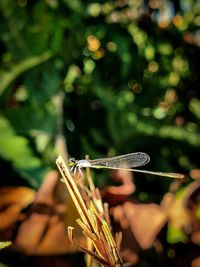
left=13, top=170, right=85, bottom=255
left=101, top=170, right=135, bottom=206
left=111, top=201, right=167, bottom=250
left=190, top=169, right=200, bottom=180
left=191, top=256, right=200, bottom=267
left=125, top=202, right=167, bottom=249
left=109, top=201, right=167, bottom=264
left=0, top=186, right=35, bottom=230
left=184, top=180, right=200, bottom=208
left=191, top=230, right=200, bottom=245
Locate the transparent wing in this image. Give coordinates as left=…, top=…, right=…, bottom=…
left=90, top=152, right=150, bottom=169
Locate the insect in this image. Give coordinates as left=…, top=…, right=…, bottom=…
left=68, top=152, right=184, bottom=179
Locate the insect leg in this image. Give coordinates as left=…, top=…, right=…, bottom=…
left=78, top=166, right=83, bottom=177
left=73, top=166, right=77, bottom=175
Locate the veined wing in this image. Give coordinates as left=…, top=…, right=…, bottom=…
left=89, top=152, right=150, bottom=169
left=90, top=154, right=184, bottom=179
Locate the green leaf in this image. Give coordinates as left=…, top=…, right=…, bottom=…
left=0, top=51, right=53, bottom=95
left=167, top=224, right=187, bottom=244
left=0, top=241, right=11, bottom=250
left=189, top=98, right=200, bottom=119
left=0, top=115, right=41, bottom=169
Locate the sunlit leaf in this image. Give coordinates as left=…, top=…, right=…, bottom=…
left=0, top=241, right=11, bottom=250
left=0, top=51, right=53, bottom=95
left=189, top=98, right=200, bottom=119
left=0, top=115, right=41, bottom=169
left=167, top=224, right=187, bottom=244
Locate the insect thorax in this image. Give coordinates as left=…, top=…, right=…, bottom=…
left=68, top=157, right=77, bottom=167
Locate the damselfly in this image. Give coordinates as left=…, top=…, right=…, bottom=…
left=68, top=152, right=184, bottom=179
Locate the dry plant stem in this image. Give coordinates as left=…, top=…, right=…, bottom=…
left=68, top=227, right=110, bottom=267
left=56, top=159, right=109, bottom=263
left=104, top=203, right=111, bottom=229
left=56, top=156, right=123, bottom=267
left=86, top=159, right=95, bottom=192
left=56, top=156, right=93, bottom=230
left=54, top=92, right=69, bottom=162
left=86, top=164, right=104, bottom=215
left=86, top=236, right=95, bottom=267
left=115, top=232, right=123, bottom=252
left=85, top=165, right=99, bottom=267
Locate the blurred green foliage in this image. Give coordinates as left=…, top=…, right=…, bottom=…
left=0, top=0, right=200, bottom=192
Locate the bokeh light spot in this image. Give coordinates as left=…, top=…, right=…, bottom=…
left=107, top=41, right=117, bottom=52
left=87, top=35, right=101, bottom=52
left=87, top=3, right=101, bottom=17
left=148, top=61, right=159, bottom=73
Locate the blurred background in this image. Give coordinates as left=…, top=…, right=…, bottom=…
left=0, top=0, right=200, bottom=266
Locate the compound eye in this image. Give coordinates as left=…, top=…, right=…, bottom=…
left=68, top=158, right=76, bottom=167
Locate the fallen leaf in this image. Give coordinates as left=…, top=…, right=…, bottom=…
left=0, top=186, right=35, bottom=230
left=101, top=169, right=135, bottom=206
left=190, top=169, right=200, bottom=180
left=191, top=256, right=200, bottom=267
left=13, top=170, right=85, bottom=255
left=111, top=201, right=167, bottom=250
left=191, top=230, right=200, bottom=245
